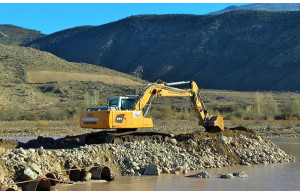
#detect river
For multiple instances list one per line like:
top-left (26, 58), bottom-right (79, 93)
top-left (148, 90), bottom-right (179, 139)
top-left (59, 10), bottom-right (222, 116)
top-left (54, 137), bottom-right (300, 191)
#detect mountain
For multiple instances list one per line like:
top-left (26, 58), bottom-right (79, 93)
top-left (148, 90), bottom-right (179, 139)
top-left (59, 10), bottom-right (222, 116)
top-left (0, 25), bottom-right (45, 46)
top-left (25, 11), bottom-right (300, 91)
top-left (209, 3), bottom-right (300, 15)
top-left (0, 43), bottom-right (144, 116)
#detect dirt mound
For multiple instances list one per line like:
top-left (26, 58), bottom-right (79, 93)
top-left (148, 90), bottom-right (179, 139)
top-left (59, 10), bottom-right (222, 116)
top-left (175, 126), bottom-right (256, 141)
top-left (174, 126), bottom-right (257, 165)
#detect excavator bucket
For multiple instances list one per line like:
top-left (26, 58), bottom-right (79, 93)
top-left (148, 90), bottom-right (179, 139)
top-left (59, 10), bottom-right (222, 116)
top-left (205, 115), bottom-right (225, 133)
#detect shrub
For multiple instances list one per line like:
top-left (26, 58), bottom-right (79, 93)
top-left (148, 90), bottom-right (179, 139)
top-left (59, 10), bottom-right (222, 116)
top-left (151, 105), bottom-right (173, 120)
top-left (18, 112), bottom-right (39, 121)
top-left (284, 99), bottom-right (300, 119)
top-left (40, 107), bottom-right (66, 120)
top-left (37, 120), bottom-right (49, 126)
top-left (0, 108), bottom-right (21, 121)
top-left (223, 115), bottom-right (232, 120)
top-left (233, 92), bottom-right (279, 120)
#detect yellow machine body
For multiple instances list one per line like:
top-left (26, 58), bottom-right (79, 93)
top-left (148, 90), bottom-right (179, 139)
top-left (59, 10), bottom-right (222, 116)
top-left (80, 110), bottom-right (153, 129)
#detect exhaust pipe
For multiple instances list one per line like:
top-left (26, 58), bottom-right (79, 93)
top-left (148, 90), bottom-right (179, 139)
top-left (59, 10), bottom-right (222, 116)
top-left (89, 166), bottom-right (113, 181)
top-left (22, 178), bottom-right (51, 191)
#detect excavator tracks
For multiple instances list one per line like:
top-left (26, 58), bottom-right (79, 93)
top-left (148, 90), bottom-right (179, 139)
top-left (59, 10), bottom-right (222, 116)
top-left (85, 131), bottom-right (173, 145)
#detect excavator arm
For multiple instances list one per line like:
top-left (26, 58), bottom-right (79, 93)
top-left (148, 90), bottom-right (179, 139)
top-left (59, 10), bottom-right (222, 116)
top-left (134, 81), bottom-right (224, 132)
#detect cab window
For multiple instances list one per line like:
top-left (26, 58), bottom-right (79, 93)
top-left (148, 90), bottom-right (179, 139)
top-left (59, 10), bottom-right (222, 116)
top-left (109, 99), bottom-right (119, 107)
top-left (121, 99), bottom-right (135, 110)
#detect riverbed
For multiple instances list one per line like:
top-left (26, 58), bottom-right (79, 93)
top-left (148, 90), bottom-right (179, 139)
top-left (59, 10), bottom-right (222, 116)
top-left (53, 137), bottom-right (300, 191)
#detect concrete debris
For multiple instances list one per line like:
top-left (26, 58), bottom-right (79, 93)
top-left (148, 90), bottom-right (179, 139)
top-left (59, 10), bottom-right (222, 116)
top-left (144, 163), bottom-right (160, 175)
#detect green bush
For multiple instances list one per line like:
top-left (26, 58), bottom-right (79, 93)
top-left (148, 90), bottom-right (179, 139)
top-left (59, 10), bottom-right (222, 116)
top-left (19, 112), bottom-right (39, 121)
top-left (0, 108), bottom-right (21, 121)
top-left (151, 105), bottom-right (173, 120)
top-left (234, 92), bottom-right (279, 120)
top-left (284, 99), bottom-right (300, 118)
top-left (39, 107), bottom-right (66, 120)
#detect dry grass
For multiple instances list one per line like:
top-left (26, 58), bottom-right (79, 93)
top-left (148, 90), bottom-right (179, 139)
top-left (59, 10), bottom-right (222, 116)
top-left (27, 71), bottom-right (142, 86)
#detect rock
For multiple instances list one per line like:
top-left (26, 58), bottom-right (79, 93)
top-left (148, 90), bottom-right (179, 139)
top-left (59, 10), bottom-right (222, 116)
top-left (202, 156), bottom-right (213, 164)
top-left (220, 173), bottom-right (234, 179)
top-left (0, 175), bottom-right (4, 183)
top-left (246, 151), bottom-right (253, 157)
top-left (248, 145), bottom-right (255, 150)
top-left (18, 148), bottom-right (27, 155)
top-left (125, 143), bottom-right (133, 149)
top-left (233, 171), bottom-right (249, 178)
top-left (30, 163), bottom-right (42, 174)
top-left (0, 147), bottom-right (5, 155)
top-left (144, 163), bottom-right (160, 175)
top-left (162, 167), bottom-right (170, 173)
top-left (38, 147), bottom-right (44, 155)
top-left (23, 168), bottom-right (38, 180)
top-left (186, 171), bottom-right (211, 178)
top-left (81, 172), bottom-right (92, 181)
top-left (167, 139), bottom-right (177, 145)
top-left (183, 169), bottom-right (188, 174)
top-left (219, 136), bottom-right (229, 144)
top-left (216, 162), bottom-right (222, 168)
top-left (129, 168), bottom-right (135, 174)
top-left (130, 162), bottom-right (139, 167)
top-left (174, 166), bottom-right (184, 174)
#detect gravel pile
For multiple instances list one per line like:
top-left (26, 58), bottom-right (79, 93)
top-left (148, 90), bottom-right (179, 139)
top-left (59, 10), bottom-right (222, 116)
top-left (0, 134), bottom-right (296, 190)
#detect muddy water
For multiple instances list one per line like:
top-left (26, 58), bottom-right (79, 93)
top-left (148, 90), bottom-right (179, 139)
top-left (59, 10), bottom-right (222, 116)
top-left (54, 137), bottom-right (300, 191)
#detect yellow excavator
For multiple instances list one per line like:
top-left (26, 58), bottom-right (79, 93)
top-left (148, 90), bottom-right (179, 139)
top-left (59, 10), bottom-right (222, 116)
top-left (80, 81), bottom-right (224, 141)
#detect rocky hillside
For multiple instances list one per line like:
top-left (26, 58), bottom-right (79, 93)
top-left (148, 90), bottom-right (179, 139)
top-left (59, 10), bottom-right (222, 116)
top-left (25, 11), bottom-right (300, 91)
top-left (210, 3), bottom-right (300, 15)
top-left (0, 44), bottom-right (143, 116)
top-left (0, 25), bottom-right (44, 45)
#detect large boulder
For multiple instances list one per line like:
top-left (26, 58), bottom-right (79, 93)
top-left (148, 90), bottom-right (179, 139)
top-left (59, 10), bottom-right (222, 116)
top-left (23, 168), bottom-right (38, 180)
top-left (167, 139), bottom-right (177, 145)
top-left (143, 163), bottom-right (160, 175)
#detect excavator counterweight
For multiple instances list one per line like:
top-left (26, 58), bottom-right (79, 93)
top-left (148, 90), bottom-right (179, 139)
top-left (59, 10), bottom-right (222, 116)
top-left (80, 80), bottom-right (224, 134)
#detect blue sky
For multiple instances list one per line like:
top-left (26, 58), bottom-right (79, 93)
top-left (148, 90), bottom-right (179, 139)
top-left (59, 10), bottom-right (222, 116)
top-left (0, 3), bottom-right (248, 34)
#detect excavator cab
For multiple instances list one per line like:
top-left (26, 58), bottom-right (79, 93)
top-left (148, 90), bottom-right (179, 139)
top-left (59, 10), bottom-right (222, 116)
top-left (85, 96), bottom-right (137, 111)
top-left (108, 96), bottom-right (137, 110)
